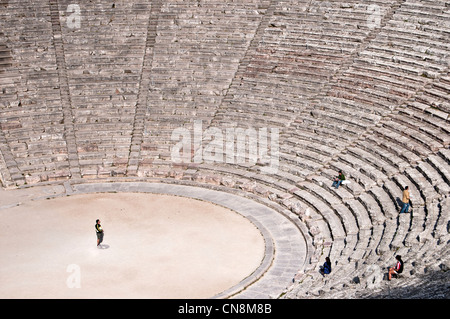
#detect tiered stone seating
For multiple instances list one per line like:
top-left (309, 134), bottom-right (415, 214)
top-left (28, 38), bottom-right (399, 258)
top-left (283, 3), bottom-right (450, 296)
top-left (60, 1), bottom-right (153, 178)
top-left (207, 0), bottom-right (401, 189)
top-left (213, 0), bottom-right (395, 126)
top-left (287, 140), bottom-right (448, 292)
top-left (0, 43), bottom-right (13, 73)
top-left (287, 141), bottom-right (448, 294)
top-left (0, 0), bottom-right (70, 185)
top-left (311, 0), bottom-right (449, 133)
top-left (424, 72), bottom-right (450, 114)
top-left (312, 3), bottom-right (447, 123)
top-left (138, 0), bottom-right (271, 171)
top-left (0, 0), bottom-right (448, 299)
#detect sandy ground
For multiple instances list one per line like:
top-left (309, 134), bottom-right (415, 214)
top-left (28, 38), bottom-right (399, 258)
top-left (0, 192), bottom-right (265, 299)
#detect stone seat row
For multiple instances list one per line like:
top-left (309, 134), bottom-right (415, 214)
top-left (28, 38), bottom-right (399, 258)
top-left (346, 60), bottom-right (430, 98)
top-left (395, 107), bottom-right (449, 146)
top-left (352, 133), bottom-right (448, 198)
top-left (215, 86), bottom-right (319, 114)
top-left (284, 92), bottom-right (447, 172)
top-left (1, 89), bottom-right (446, 191)
top-left (333, 65), bottom-right (434, 110)
top-left (335, 66), bottom-right (425, 100)
top-left (415, 75), bottom-right (450, 115)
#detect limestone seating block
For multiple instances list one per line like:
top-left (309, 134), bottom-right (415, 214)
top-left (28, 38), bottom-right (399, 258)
top-left (369, 130), bottom-right (422, 165)
top-left (356, 53), bottom-right (428, 78)
top-left (430, 78), bottom-right (450, 96)
top-left (313, 108), bottom-right (369, 131)
top-left (350, 58), bottom-right (427, 89)
top-left (417, 203), bottom-right (440, 244)
top-left (301, 181), bottom-right (342, 208)
top-left (345, 199), bottom-right (373, 231)
top-left (427, 154), bottom-right (450, 186)
top-left (368, 185), bottom-right (397, 220)
top-left (417, 161), bottom-right (450, 196)
top-left (357, 192), bottom-right (386, 226)
top-left (350, 237), bottom-right (371, 263)
top-left (384, 117), bottom-right (442, 152)
top-left (293, 147), bottom-right (330, 167)
top-left (375, 219), bottom-right (397, 256)
top-left (357, 138), bottom-right (408, 173)
top-left (347, 147), bottom-right (397, 178)
top-left (339, 152), bottom-right (389, 185)
top-left (333, 204), bottom-right (359, 235)
top-left (306, 217), bottom-right (332, 247)
top-left (293, 187), bottom-right (346, 240)
top-left (339, 70), bottom-right (421, 102)
top-left (288, 125), bottom-right (347, 147)
top-left (396, 107), bottom-right (450, 146)
top-left (378, 125), bottom-right (430, 158)
top-left (364, 46), bottom-right (445, 74)
top-left (404, 167), bottom-right (442, 203)
top-left (403, 206), bottom-right (426, 247)
top-left (272, 168), bottom-right (304, 185)
top-left (415, 94), bottom-right (450, 119)
top-left (321, 167), bottom-right (363, 197)
top-left (300, 137), bottom-right (345, 158)
top-left (433, 197), bottom-right (450, 239)
top-left (438, 148), bottom-right (450, 165)
top-left (279, 152), bottom-right (320, 175)
top-left (390, 213), bottom-right (414, 250)
top-left (382, 179), bottom-right (412, 211)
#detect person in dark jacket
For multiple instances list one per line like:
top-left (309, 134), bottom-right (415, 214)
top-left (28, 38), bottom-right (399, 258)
top-left (95, 219), bottom-right (104, 247)
top-left (320, 257), bottom-right (332, 276)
